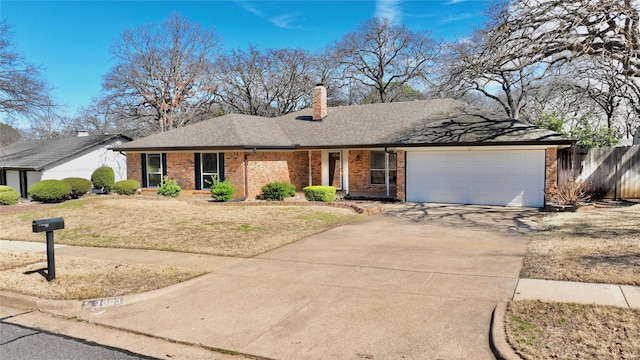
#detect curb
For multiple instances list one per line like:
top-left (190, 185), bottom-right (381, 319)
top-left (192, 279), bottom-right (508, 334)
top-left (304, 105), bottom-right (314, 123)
top-left (490, 302), bottom-right (523, 360)
top-left (0, 291), bottom-right (80, 315)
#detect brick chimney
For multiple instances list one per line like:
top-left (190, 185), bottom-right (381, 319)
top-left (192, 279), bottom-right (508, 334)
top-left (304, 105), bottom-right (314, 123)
top-left (312, 84), bottom-right (327, 121)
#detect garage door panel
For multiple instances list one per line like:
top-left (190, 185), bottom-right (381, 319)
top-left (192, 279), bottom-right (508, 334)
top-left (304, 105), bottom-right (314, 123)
top-left (406, 150), bottom-right (545, 207)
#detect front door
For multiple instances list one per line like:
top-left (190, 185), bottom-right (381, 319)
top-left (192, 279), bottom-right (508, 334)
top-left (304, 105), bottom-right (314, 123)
top-left (328, 151), bottom-right (342, 190)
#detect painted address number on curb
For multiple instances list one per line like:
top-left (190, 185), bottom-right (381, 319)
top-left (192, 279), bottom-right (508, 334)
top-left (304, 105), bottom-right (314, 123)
top-left (81, 297), bottom-right (123, 310)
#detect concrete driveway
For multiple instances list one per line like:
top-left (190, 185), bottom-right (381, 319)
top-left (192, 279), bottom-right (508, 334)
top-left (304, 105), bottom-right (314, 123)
top-left (82, 203), bottom-right (539, 360)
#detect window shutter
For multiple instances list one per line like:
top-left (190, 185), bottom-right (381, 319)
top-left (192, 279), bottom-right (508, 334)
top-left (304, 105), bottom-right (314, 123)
top-left (141, 154), bottom-right (148, 187)
top-left (194, 153), bottom-right (202, 190)
top-left (161, 153), bottom-right (167, 177)
top-left (219, 153), bottom-right (225, 181)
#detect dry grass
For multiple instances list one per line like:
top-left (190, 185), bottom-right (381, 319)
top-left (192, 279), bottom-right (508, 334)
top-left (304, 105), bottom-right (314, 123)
top-left (505, 300), bottom-right (640, 360)
top-left (0, 251), bottom-right (204, 300)
top-left (520, 205), bottom-right (640, 285)
top-left (0, 195), bottom-right (363, 257)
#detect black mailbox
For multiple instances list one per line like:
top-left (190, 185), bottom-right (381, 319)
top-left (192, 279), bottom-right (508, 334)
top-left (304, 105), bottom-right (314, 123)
top-left (32, 217), bottom-right (65, 233)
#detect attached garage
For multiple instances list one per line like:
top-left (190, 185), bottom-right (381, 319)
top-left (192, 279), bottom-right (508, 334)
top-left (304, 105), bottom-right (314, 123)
top-left (406, 149), bottom-right (546, 207)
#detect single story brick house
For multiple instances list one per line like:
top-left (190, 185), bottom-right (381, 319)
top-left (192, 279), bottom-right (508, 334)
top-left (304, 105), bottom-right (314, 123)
top-left (114, 86), bottom-right (575, 207)
top-left (0, 132), bottom-right (130, 198)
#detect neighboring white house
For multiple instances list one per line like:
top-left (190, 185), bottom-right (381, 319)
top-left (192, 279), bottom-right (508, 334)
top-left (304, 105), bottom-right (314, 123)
top-left (0, 132), bottom-right (131, 198)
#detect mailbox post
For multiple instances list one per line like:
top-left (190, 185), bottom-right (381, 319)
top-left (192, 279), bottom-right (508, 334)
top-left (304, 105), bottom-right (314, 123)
top-left (32, 217), bottom-right (64, 281)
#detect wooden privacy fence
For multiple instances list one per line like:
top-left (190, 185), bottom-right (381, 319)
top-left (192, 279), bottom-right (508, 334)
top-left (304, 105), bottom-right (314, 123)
top-left (558, 145), bottom-right (640, 199)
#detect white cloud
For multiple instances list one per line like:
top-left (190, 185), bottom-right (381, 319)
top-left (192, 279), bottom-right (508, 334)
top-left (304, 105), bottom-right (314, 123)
top-left (446, 0), bottom-right (467, 4)
top-left (270, 14), bottom-right (302, 29)
top-left (376, 0), bottom-right (403, 24)
top-left (441, 13), bottom-right (474, 23)
top-left (233, 0), bottom-right (262, 17)
top-left (233, 1), bottom-right (302, 30)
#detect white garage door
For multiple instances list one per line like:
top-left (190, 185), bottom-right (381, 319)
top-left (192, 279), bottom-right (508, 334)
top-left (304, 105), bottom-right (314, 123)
top-left (406, 150), bottom-right (545, 207)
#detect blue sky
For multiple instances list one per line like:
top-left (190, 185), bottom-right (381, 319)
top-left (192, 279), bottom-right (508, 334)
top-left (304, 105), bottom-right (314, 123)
top-left (1, 0), bottom-right (489, 121)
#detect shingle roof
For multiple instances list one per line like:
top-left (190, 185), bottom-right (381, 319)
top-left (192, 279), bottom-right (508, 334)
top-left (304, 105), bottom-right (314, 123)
top-left (113, 114), bottom-right (292, 151)
top-left (115, 99), bottom-right (573, 151)
top-left (0, 134), bottom-right (130, 170)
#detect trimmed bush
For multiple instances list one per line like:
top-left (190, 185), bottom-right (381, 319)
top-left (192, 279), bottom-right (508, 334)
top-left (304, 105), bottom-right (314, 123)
top-left (0, 186), bottom-right (20, 205)
top-left (62, 177), bottom-right (92, 198)
top-left (157, 177), bottom-right (182, 197)
top-left (303, 186), bottom-right (336, 202)
top-left (211, 179), bottom-right (235, 202)
top-left (28, 179), bottom-right (71, 203)
top-left (0, 185), bottom-right (16, 193)
top-left (91, 166), bottom-right (115, 194)
top-left (113, 179), bottom-right (141, 195)
top-left (261, 182), bottom-right (296, 201)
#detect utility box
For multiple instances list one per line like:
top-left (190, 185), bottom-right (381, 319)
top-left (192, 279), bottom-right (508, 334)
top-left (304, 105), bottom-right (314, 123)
top-left (32, 218), bottom-right (65, 233)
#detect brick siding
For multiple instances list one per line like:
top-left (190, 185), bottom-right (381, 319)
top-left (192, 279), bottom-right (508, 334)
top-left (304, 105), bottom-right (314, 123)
top-left (545, 147), bottom-right (558, 204)
top-left (347, 150), bottom-right (397, 197)
top-left (128, 149), bottom-right (405, 200)
top-left (126, 153), bottom-right (142, 185)
top-left (223, 152), bottom-right (246, 198)
top-left (166, 153), bottom-right (195, 190)
top-left (245, 151), bottom-right (310, 199)
top-left (396, 150), bottom-right (406, 201)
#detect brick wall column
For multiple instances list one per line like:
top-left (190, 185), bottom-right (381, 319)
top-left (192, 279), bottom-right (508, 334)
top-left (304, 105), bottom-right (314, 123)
top-left (545, 147), bottom-right (558, 205)
top-left (126, 153), bottom-right (142, 184)
top-left (396, 150), bottom-right (406, 201)
top-left (166, 153), bottom-right (195, 190)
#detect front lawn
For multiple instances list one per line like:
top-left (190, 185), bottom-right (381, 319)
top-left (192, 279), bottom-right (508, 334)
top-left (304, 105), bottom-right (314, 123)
top-left (505, 204), bottom-right (640, 359)
top-left (0, 195), bottom-right (363, 257)
top-left (520, 204), bottom-right (640, 286)
top-left (505, 300), bottom-right (640, 359)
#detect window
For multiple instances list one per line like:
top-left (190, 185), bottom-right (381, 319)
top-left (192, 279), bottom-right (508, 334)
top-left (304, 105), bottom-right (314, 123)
top-left (201, 153), bottom-right (219, 189)
top-left (370, 151), bottom-right (397, 185)
top-left (146, 153), bottom-right (163, 187)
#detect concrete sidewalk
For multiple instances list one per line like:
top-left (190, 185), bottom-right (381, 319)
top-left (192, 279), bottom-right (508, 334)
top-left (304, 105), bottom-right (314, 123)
top-left (514, 278), bottom-right (640, 309)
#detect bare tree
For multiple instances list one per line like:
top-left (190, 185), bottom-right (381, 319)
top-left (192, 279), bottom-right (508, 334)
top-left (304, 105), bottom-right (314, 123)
top-left (0, 21), bottom-right (55, 120)
top-left (69, 95), bottom-right (153, 138)
top-left (562, 59), bottom-right (626, 130)
top-left (22, 102), bottom-right (72, 139)
top-left (438, 35), bottom-right (546, 119)
top-left (214, 46), bottom-right (315, 117)
top-left (0, 122), bottom-right (20, 146)
top-left (488, 0), bottom-right (640, 77)
top-left (103, 12), bottom-right (221, 133)
top-left (332, 17), bottom-right (440, 104)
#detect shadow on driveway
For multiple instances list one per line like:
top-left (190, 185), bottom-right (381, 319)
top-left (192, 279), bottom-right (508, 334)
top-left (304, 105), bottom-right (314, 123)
top-left (384, 202), bottom-right (541, 236)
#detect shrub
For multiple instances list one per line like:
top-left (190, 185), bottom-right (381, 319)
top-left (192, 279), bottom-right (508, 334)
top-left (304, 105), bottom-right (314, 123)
top-left (261, 182), bottom-right (296, 201)
top-left (303, 186), bottom-right (336, 202)
top-left (28, 179), bottom-right (71, 203)
top-left (547, 180), bottom-right (591, 206)
top-left (62, 177), bottom-right (92, 198)
top-left (0, 186), bottom-right (20, 205)
top-left (157, 177), bottom-right (182, 197)
top-left (210, 178), bottom-right (235, 202)
top-left (91, 166), bottom-right (115, 194)
top-left (113, 179), bottom-right (141, 195)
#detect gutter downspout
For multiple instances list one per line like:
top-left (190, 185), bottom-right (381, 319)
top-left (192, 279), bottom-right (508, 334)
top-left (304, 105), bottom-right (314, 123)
top-left (243, 148), bottom-right (257, 199)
